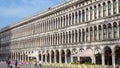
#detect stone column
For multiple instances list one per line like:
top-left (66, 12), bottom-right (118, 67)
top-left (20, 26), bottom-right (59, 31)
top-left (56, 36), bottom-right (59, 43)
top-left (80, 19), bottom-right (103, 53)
top-left (106, 1), bottom-right (108, 16)
top-left (116, 0), bottom-right (119, 14)
top-left (54, 51), bottom-right (57, 63)
top-left (102, 53), bottom-right (105, 65)
top-left (50, 52), bottom-right (52, 63)
top-left (59, 50), bottom-right (62, 63)
top-left (112, 51), bottom-right (115, 66)
top-left (65, 50), bottom-right (67, 64)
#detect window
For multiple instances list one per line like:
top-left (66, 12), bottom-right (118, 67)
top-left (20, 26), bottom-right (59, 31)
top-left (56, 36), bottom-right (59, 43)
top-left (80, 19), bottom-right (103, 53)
top-left (113, 22), bottom-right (118, 39)
top-left (82, 29), bottom-right (85, 42)
top-left (108, 23), bottom-right (112, 39)
top-left (69, 31), bottom-right (71, 43)
top-left (103, 24), bottom-right (107, 40)
top-left (82, 10), bottom-right (85, 22)
top-left (90, 27), bottom-right (93, 41)
top-left (113, 0), bottom-right (117, 14)
top-left (69, 14), bottom-right (71, 26)
top-left (86, 28), bottom-right (89, 42)
top-left (75, 12), bottom-right (78, 24)
top-left (94, 6), bottom-right (97, 19)
top-left (98, 4), bottom-right (102, 18)
top-left (66, 15), bottom-right (68, 26)
top-left (86, 8), bottom-right (89, 21)
top-left (94, 26), bottom-right (97, 41)
top-left (72, 31), bottom-right (74, 43)
top-left (79, 29), bottom-right (81, 42)
top-left (103, 3), bottom-right (106, 17)
top-left (108, 1), bottom-right (111, 15)
top-left (72, 13), bottom-right (74, 25)
top-left (79, 11), bottom-right (81, 23)
top-left (99, 25), bottom-right (102, 40)
top-left (90, 7), bottom-right (92, 20)
top-left (75, 30), bottom-right (77, 43)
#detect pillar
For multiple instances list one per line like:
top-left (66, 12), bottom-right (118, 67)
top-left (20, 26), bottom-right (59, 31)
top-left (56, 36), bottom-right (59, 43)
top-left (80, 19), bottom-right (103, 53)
top-left (102, 53), bottom-right (105, 65)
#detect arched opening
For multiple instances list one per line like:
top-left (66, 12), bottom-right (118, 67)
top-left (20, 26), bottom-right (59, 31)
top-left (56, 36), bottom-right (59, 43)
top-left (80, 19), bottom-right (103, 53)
top-left (103, 24), bottom-right (107, 40)
top-left (95, 48), bottom-right (102, 64)
top-left (61, 50), bottom-right (65, 63)
top-left (99, 25), bottom-right (102, 40)
top-left (66, 49), bottom-right (71, 63)
top-left (90, 27), bottom-right (93, 41)
top-left (113, 22), bottom-right (118, 39)
top-left (104, 47), bottom-right (112, 65)
top-left (51, 50), bottom-right (54, 63)
top-left (94, 26), bottom-right (97, 40)
top-left (39, 54), bottom-right (41, 61)
top-left (86, 28), bottom-right (89, 42)
top-left (43, 55), bottom-right (45, 62)
top-left (108, 23), bottom-right (112, 39)
top-left (56, 50), bottom-right (59, 63)
top-left (47, 53), bottom-right (50, 63)
top-left (115, 46), bottom-right (120, 65)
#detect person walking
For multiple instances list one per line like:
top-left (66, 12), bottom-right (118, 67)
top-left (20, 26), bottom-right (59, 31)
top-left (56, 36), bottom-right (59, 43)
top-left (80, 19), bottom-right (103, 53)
top-left (6, 60), bottom-right (10, 68)
top-left (15, 60), bottom-right (18, 68)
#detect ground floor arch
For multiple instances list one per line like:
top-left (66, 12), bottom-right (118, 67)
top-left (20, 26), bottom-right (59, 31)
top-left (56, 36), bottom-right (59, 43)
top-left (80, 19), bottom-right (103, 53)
top-left (104, 47), bottom-right (112, 65)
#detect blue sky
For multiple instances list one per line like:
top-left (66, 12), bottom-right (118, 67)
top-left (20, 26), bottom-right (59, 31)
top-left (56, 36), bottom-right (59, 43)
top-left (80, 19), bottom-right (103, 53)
top-left (0, 0), bottom-right (64, 28)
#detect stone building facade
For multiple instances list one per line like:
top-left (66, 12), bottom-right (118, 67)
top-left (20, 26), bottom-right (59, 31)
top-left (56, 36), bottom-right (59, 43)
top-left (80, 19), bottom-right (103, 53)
top-left (0, 0), bottom-right (120, 66)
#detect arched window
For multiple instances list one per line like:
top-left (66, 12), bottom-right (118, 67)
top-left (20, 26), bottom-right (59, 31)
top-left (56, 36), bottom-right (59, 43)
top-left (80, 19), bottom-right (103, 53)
top-left (86, 28), bottom-right (89, 42)
top-left (69, 31), bottom-right (71, 43)
top-left (108, 1), bottom-right (111, 15)
top-left (113, 0), bottom-right (117, 14)
top-left (86, 8), bottom-right (89, 21)
top-left (75, 12), bottom-right (78, 24)
top-left (75, 30), bottom-right (77, 43)
top-left (63, 32), bottom-right (65, 44)
top-left (69, 14), bottom-right (71, 26)
top-left (79, 29), bottom-right (81, 42)
top-left (72, 13), bottom-right (74, 25)
top-left (99, 25), bottom-right (102, 40)
top-left (66, 32), bottom-right (68, 44)
top-left (90, 7), bottom-right (92, 20)
top-left (113, 22), bottom-right (118, 39)
top-left (108, 23), bottom-right (112, 39)
top-left (82, 10), bottom-right (85, 22)
top-left (103, 24), bottom-right (107, 40)
top-left (82, 29), bottom-right (85, 42)
top-left (66, 15), bottom-right (68, 26)
top-left (63, 16), bottom-right (66, 27)
top-left (61, 16), bottom-right (63, 27)
top-left (79, 11), bottom-right (81, 23)
top-left (72, 31), bottom-right (74, 43)
top-left (94, 26), bottom-right (97, 41)
top-left (98, 4), bottom-right (102, 18)
top-left (90, 27), bottom-right (93, 41)
top-left (103, 3), bottom-right (106, 17)
top-left (94, 6), bottom-right (97, 19)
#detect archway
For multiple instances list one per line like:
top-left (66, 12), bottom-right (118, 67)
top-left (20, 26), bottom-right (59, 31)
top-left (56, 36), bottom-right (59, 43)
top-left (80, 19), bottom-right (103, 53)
top-left (115, 46), bottom-right (120, 65)
top-left (66, 49), bottom-right (71, 63)
top-left (61, 50), bottom-right (65, 63)
top-left (95, 48), bottom-right (102, 64)
top-left (39, 54), bottom-right (41, 61)
top-left (43, 55), bottom-right (45, 62)
top-left (104, 47), bottom-right (112, 65)
top-left (47, 53), bottom-right (50, 63)
top-left (56, 50), bottom-right (59, 63)
top-left (51, 50), bottom-right (54, 63)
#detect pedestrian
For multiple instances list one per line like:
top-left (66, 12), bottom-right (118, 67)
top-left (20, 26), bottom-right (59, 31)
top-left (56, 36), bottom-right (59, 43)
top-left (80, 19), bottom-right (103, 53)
top-left (6, 60), bottom-right (10, 68)
top-left (15, 60), bottom-right (18, 68)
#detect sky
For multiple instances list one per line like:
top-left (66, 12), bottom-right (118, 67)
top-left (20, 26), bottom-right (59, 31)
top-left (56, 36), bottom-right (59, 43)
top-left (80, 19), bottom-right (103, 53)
top-left (0, 0), bottom-right (64, 29)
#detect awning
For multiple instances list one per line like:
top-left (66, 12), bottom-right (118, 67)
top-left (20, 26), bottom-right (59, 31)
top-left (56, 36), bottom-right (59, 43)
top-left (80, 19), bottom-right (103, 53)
top-left (72, 49), bottom-right (93, 57)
